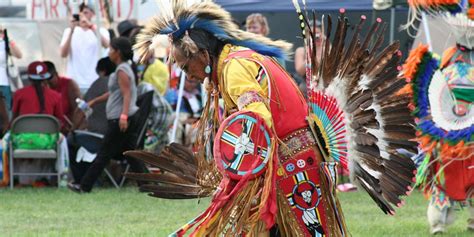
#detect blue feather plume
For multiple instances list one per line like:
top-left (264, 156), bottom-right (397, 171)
top-left (161, 16), bottom-right (288, 60)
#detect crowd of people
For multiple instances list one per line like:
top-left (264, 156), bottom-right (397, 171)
top-left (0, 4), bottom-right (360, 192)
top-left (0, 3), bottom-right (303, 190)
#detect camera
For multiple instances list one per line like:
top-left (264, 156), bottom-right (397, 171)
top-left (73, 14), bottom-right (80, 22)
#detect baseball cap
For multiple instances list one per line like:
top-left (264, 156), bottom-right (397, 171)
top-left (27, 61), bottom-right (51, 80)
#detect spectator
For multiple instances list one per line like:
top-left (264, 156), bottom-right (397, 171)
top-left (141, 35), bottom-right (170, 95)
top-left (0, 91), bottom-right (7, 137)
top-left (68, 37), bottom-right (146, 193)
top-left (68, 57), bottom-right (116, 185)
top-left (117, 19), bottom-right (140, 39)
top-left (181, 77), bottom-right (202, 118)
top-left (294, 20), bottom-right (323, 79)
top-left (83, 57), bottom-right (116, 134)
top-left (137, 82), bottom-right (173, 154)
top-left (12, 61), bottom-right (63, 122)
top-left (245, 13), bottom-right (286, 68)
top-left (9, 62), bottom-right (66, 187)
top-left (121, 26), bottom-right (172, 153)
top-left (43, 61), bottom-right (80, 126)
top-left (245, 13), bottom-right (270, 36)
top-left (179, 77), bottom-right (202, 146)
top-left (294, 20), bottom-right (323, 95)
top-left (60, 3), bottom-right (110, 92)
top-left (0, 25), bottom-right (22, 113)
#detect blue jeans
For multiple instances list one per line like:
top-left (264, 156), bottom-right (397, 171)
top-left (0, 86), bottom-right (12, 112)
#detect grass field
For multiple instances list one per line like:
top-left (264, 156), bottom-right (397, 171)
top-left (0, 187), bottom-right (471, 236)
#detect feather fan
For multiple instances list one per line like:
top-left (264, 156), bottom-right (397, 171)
top-left (294, 0), bottom-right (417, 215)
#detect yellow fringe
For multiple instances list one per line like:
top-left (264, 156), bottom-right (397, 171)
top-left (276, 189), bottom-right (305, 237)
top-left (318, 164), bottom-right (348, 237)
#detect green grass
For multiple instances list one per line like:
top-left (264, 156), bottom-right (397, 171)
top-left (0, 187), bottom-right (471, 236)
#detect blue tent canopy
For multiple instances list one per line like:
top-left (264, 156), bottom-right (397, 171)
top-left (215, 0), bottom-right (374, 12)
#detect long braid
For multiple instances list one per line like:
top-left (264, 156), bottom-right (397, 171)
top-left (32, 81), bottom-right (45, 113)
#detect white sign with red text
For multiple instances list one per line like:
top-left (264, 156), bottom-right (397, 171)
top-left (27, 0), bottom-right (160, 21)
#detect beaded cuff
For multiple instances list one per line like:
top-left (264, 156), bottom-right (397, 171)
top-left (236, 91), bottom-right (265, 110)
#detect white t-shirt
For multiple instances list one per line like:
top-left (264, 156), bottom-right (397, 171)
top-left (60, 27), bottom-right (110, 89)
top-left (0, 40), bottom-right (8, 86)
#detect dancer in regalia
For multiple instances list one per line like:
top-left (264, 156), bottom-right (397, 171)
top-left (402, 0), bottom-right (474, 234)
top-left (126, 1), bottom-right (418, 236)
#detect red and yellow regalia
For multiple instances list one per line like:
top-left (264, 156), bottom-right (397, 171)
top-left (126, 1), bottom-right (418, 236)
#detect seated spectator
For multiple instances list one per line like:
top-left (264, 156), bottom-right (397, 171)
top-left (137, 81), bottom-right (173, 154)
top-left (83, 57), bottom-right (116, 134)
top-left (170, 77), bottom-right (202, 147)
top-left (68, 37), bottom-right (147, 193)
top-left (181, 77), bottom-right (203, 120)
top-left (9, 61), bottom-right (66, 186)
top-left (44, 61), bottom-right (80, 127)
top-left (12, 61), bottom-right (63, 122)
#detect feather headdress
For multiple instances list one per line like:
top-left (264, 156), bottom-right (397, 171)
top-left (135, 0), bottom-right (292, 62)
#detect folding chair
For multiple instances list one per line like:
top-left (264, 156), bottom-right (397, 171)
top-left (73, 91), bottom-right (154, 188)
top-left (9, 115), bottom-right (61, 188)
top-left (72, 130), bottom-right (120, 188)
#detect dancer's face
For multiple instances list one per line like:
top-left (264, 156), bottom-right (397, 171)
top-left (173, 46), bottom-right (209, 83)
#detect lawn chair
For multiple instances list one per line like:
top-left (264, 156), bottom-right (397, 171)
top-left (9, 115), bottom-right (61, 188)
top-left (73, 130), bottom-right (125, 188)
top-left (73, 91), bottom-right (154, 188)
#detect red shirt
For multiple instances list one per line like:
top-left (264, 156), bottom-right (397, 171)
top-left (13, 85), bottom-right (64, 122)
top-left (51, 77), bottom-right (73, 118)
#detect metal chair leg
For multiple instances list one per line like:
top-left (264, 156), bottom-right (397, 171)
top-left (119, 164), bottom-right (130, 187)
top-left (104, 168), bottom-right (119, 189)
top-left (9, 144), bottom-right (13, 189)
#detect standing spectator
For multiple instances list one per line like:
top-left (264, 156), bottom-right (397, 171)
top-left (294, 20), bottom-right (323, 79)
top-left (294, 20), bottom-right (324, 95)
top-left (68, 37), bottom-right (146, 193)
top-left (43, 61), bottom-right (80, 125)
top-left (12, 61), bottom-right (63, 122)
top-left (141, 35), bottom-right (170, 96)
top-left (245, 13), bottom-right (286, 67)
top-left (60, 3), bottom-right (110, 92)
top-left (117, 20), bottom-right (140, 39)
top-left (245, 13), bottom-right (270, 36)
top-left (0, 91), bottom-right (8, 137)
top-left (68, 57), bottom-right (116, 185)
top-left (0, 25), bottom-right (22, 113)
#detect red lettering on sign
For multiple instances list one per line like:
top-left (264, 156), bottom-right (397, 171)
top-left (126, 0), bottom-right (134, 19)
top-left (43, 0), bottom-right (49, 18)
top-left (116, 0), bottom-right (121, 18)
top-left (62, 0), bottom-right (71, 14)
top-left (50, 0), bottom-right (59, 18)
top-left (32, 0), bottom-right (42, 19)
